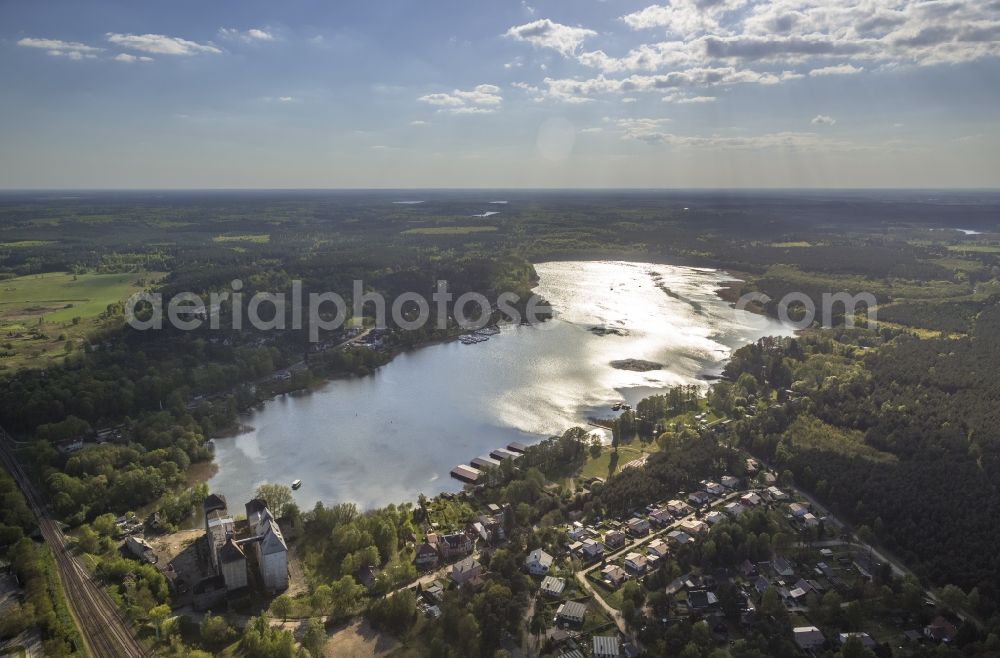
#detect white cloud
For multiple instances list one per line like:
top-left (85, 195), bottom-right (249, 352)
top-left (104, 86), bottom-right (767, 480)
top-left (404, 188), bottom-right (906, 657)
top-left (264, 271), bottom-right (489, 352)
top-left (530, 67), bottom-right (782, 102)
top-left (616, 119), bottom-right (861, 150)
top-left (17, 37), bottom-right (101, 59)
top-left (410, 120), bottom-right (428, 126)
top-left (811, 114), bottom-right (837, 125)
top-left (809, 63), bottom-right (864, 76)
top-left (622, 0), bottom-right (748, 38)
top-left (113, 53), bottom-right (153, 63)
top-left (219, 27), bottom-right (275, 43)
top-left (418, 84), bottom-right (502, 114)
top-left (504, 19), bottom-right (597, 56)
top-left (106, 33), bottom-right (221, 56)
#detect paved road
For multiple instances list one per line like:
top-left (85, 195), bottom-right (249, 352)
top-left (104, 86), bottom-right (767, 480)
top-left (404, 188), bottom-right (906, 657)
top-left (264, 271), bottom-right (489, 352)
top-left (0, 429), bottom-right (151, 658)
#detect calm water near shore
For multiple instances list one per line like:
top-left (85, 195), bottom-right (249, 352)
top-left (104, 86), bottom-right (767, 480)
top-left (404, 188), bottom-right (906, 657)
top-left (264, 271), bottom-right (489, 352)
top-left (207, 261), bottom-right (793, 510)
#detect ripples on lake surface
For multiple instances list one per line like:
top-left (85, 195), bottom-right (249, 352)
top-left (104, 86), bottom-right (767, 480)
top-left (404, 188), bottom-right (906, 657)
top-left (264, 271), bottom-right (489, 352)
top-left (208, 261), bottom-right (793, 509)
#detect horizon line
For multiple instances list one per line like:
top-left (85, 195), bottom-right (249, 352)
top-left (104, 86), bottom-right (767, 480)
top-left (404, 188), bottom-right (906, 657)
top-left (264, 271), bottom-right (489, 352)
top-left (1, 186), bottom-right (1000, 193)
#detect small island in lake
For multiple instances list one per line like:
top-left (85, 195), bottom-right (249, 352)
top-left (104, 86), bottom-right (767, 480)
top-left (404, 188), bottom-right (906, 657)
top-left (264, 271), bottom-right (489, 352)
top-left (590, 325), bottom-right (630, 336)
top-left (609, 358), bottom-right (664, 372)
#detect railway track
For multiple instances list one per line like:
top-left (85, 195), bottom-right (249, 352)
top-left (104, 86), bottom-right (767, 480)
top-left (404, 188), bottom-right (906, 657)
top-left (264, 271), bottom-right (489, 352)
top-left (0, 429), bottom-right (151, 658)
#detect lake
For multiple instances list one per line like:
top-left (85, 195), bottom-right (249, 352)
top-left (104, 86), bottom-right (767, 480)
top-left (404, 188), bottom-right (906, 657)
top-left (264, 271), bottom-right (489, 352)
top-left (207, 260), bottom-right (793, 510)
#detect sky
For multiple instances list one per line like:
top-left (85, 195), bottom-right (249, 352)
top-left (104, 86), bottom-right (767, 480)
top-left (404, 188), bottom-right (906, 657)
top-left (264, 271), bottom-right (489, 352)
top-left (1, 0), bottom-right (999, 189)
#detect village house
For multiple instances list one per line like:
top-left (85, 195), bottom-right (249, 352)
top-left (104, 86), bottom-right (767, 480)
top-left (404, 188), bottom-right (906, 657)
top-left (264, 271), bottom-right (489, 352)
top-left (525, 548), bottom-right (554, 576)
top-left (666, 499), bottom-right (693, 516)
top-left (705, 510), bottom-right (726, 525)
top-left (475, 511), bottom-right (507, 544)
top-left (438, 531), bottom-right (474, 559)
top-left (679, 519), bottom-right (709, 535)
top-left (604, 530), bottom-right (626, 550)
top-left (741, 492), bottom-right (763, 507)
top-left (924, 616), bottom-right (958, 644)
top-left (623, 552), bottom-right (648, 574)
top-left (648, 508), bottom-right (672, 526)
top-left (789, 502), bottom-right (810, 518)
top-left (687, 589), bottom-right (718, 611)
top-left (556, 600), bottom-right (587, 626)
top-left (626, 517), bottom-right (650, 537)
top-left (566, 523), bottom-right (588, 541)
top-left (723, 501), bottom-right (747, 517)
top-left (124, 536), bottom-right (156, 563)
top-left (414, 542), bottom-right (439, 570)
top-left (451, 556), bottom-right (482, 585)
top-left (601, 564), bottom-right (628, 588)
top-left (647, 538), bottom-right (669, 559)
top-left (592, 635), bottom-right (620, 658)
top-left (540, 575), bottom-right (566, 597)
top-left (721, 475), bottom-right (740, 489)
top-left (688, 490), bottom-right (711, 507)
top-left (802, 512), bottom-right (820, 527)
top-left (766, 486), bottom-right (788, 501)
top-left (838, 632), bottom-right (877, 650)
top-left (793, 626), bottom-right (826, 652)
top-left (580, 538), bottom-right (604, 561)
top-left (700, 480), bottom-right (725, 496)
top-left (667, 530), bottom-right (693, 545)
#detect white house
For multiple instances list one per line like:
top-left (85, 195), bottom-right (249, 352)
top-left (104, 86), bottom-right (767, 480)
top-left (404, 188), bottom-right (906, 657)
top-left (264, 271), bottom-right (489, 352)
top-left (647, 538), bottom-right (669, 559)
top-left (701, 480), bottom-right (725, 496)
top-left (624, 552), bottom-right (648, 574)
top-left (705, 511), bottom-right (726, 525)
top-left (525, 548), bottom-right (554, 576)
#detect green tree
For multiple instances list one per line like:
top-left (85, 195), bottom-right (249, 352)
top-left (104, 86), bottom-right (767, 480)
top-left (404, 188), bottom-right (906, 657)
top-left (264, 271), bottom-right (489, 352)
top-left (271, 594), bottom-right (294, 622)
top-left (301, 618), bottom-right (326, 657)
top-left (199, 613), bottom-right (233, 647)
top-left (149, 604), bottom-right (171, 640)
top-left (255, 483), bottom-right (294, 517)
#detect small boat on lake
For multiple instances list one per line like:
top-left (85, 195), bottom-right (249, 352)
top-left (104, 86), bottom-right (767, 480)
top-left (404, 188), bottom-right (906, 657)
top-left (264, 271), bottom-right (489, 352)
top-left (291, 479), bottom-right (302, 490)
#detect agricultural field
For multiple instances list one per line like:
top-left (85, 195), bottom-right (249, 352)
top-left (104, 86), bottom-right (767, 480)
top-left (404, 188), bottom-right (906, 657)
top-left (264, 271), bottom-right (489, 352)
top-left (0, 271), bottom-right (161, 371)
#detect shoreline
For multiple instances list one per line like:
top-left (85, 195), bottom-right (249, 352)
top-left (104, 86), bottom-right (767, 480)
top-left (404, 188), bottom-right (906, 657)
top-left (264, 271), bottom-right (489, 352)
top-left (191, 260), bottom-right (785, 507)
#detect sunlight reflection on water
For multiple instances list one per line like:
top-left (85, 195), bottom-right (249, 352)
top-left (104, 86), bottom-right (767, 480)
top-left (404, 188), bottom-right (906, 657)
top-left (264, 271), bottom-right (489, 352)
top-left (208, 261), bottom-right (792, 509)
